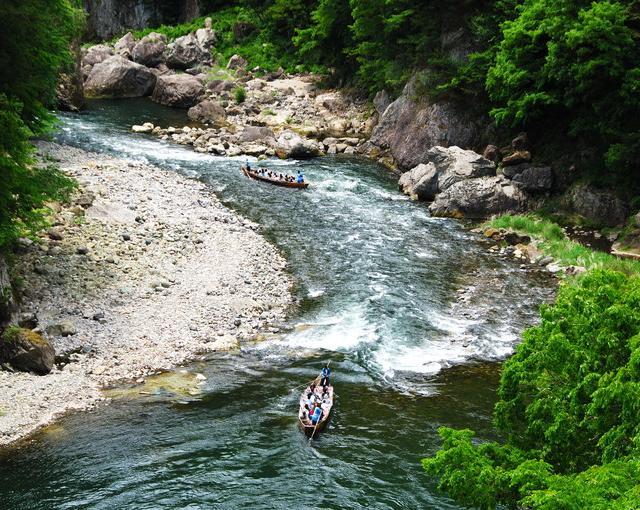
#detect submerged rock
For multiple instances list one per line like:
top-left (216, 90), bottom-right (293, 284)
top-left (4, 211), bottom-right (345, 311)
top-left (0, 328), bottom-right (55, 375)
top-left (84, 55), bottom-right (156, 98)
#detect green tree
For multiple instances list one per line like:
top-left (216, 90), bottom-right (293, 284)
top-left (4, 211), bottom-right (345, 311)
top-left (0, 0), bottom-right (80, 250)
top-left (423, 270), bottom-right (640, 508)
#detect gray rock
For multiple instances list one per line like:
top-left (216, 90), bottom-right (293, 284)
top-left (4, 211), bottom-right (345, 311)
top-left (132, 32), bottom-right (166, 67)
top-left (239, 126), bottom-right (275, 143)
top-left (373, 90), bottom-right (392, 116)
top-left (0, 256), bottom-right (14, 325)
top-left (114, 31), bottom-right (135, 58)
top-left (85, 55), bottom-right (156, 98)
top-left (0, 328), bottom-right (55, 375)
top-left (166, 33), bottom-right (209, 70)
top-left (275, 130), bottom-right (321, 159)
top-left (398, 163), bottom-right (438, 200)
top-left (187, 100), bottom-right (227, 125)
top-left (429, 176), bottom-right (528, 219)
top-left (227, 54), bottom-right (248, 70)
top-left (18, 312), bottom-right (38, 329)
top-left (512, 132), bottom-right (529, 151)
top-left (195, 27), bottom-right (216, 50)
top-left (47, 227), bottom-right (63, 240)
top-left (82, 44), bottom-right (113, 67)
top-left (46, 320), bottom-right (77, 337)
top-left (511, 166), bottom-right (553, 192)
top-left (428, 146), bottom-right (496, 191)
top-left (566, 184), bottom-right (628, 227)
top-left (151, 73), bottom-right (204, 108)
top-left (482, 145), bottom-right (500, 162)
top-left (370, 76), bottom-right (486, 171)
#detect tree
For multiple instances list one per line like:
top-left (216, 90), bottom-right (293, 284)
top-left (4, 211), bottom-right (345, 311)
top-left (423, 270), bottom-right (640, 508)
top-left (0, 0), bottom-right (80, 250)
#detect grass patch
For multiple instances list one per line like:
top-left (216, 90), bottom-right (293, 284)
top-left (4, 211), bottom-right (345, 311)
top-left (485, 214), bottom-right (640, 275)
top-left (234, 86), bottom-right (246, 104)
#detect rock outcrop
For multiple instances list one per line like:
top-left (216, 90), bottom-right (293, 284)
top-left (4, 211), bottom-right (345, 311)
top-left (0, 256), bottom-right (14, 326)
top-left (370, 77), bottom-right (486, 170)
top-left (114, 31), bottom-right (135, 58)
top-left (187, 100), bottom-right (227, 125)
top-left (507, 165), bottom-right (553, 193)
top-left (429, 176), bottom-right (527, 219)
top-left (83, 0), bottom-right (200, 40)
top-left (275, 130), bottom-right (321, 159)
top-left (0, 328), bottom-right (55, 375)
top-left (84, 55), bottom-right (156, 98)
top-left (151, 73), bottom-right (204, 107)
top-left (566, 184), bottom-right (629, 227)
top-left (166, 33), bottom-right (210, 70)
top-left (399, 146), bottom-right (495, 200)
top-left (132, 32), bottom-right (166, 67)
top-left (81, 44), bottom-right (113, 67)
top-left (57, 38), bottom-right (85, 112)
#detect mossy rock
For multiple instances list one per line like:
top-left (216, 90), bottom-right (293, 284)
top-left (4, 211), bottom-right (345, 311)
top-left (1, 326), bottom-right (55, 375)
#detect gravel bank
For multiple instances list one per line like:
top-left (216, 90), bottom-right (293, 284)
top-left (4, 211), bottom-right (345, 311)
top-left (0, 142), bottom-right (292, 446)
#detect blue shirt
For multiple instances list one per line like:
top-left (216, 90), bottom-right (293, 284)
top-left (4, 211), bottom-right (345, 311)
top-left (297, 173), bottom-right (304, 183)
top-left (311, 407), bottom-right (322, 424)
top-left (322, 367), bottom-right (331, 378)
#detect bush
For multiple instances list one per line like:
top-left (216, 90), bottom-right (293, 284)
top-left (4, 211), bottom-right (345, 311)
top-left (234, 86), bottom-right (246, 104)
top-left (424, 269), bottom-right (640, 508)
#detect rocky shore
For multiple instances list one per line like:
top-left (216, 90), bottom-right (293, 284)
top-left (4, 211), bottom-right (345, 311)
top-left (0, 142), bottom-right (292, 446)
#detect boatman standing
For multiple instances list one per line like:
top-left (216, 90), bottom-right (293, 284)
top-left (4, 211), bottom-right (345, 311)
top-left (297, 170), bottom-right (304, 183)
top-left (320, 363), bottom-right (331, 386)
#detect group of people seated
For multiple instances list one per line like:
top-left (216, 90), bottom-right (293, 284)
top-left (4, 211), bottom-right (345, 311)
top-left (246, 161), bottom-right (305, 183)
top-left (299, 363), bottom-right (332, 427)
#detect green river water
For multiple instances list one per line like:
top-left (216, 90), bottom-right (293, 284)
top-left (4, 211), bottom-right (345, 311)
top-left (0, 99), bottom-right (555, 509)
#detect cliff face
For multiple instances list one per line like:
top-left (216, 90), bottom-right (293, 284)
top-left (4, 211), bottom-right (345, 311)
top-left (83, 0), bottom-right (200, 40)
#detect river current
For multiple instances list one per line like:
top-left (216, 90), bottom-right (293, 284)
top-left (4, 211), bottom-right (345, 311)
top-left (0, 99), bottom-right (554, 509)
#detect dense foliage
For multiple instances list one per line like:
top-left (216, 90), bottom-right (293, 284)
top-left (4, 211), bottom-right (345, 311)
top-left (0, 0), bottom-right (79, 251)
top-left (423, 270), bottom-right (640, 508)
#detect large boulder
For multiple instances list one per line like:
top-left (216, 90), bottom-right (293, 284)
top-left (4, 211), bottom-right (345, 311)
top-left (566, 184), bottom-right (629, 227)
top-left (398, 163), bottom-right (438, 200)
top-left (0, 328), bottom-right (55, 375)
top-left (510, 166), bottom-right (553, 193)
top-left (398, 146), bottom-right (495, 201)
top-left (275, 130), bottom-right (321, 159)
top-left (239, 126), bottom-right (275, 143)
top-left (132, 32), bottom-right (167, 67)
top-left (81, 44), bottom-right (113, 67)
top-left (429, 176), bottom-right (528, 219)
top-left (187, 100), bottom-right (226, 125)
top-left (151, 73), bottom-right (204, 108)
top-left (84, 55), bottom-right (156, 98)
top-left (114, 31), bottom-right (136, 58)
top-left (370, 76), bottom-right (486, 171)
top-left (195, 27), bottom-right (216, 50)
top-left (166, 33), bottom-right (210, 70)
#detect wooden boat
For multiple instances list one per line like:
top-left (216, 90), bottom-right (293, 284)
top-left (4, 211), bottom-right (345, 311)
top-left (299, 384), bottom-right (334, 438)
top-left (242, 166), bottom-right (309, 189)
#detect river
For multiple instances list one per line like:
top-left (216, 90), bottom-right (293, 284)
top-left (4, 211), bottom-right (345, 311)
top-left (0, 99), bottom-right (555, 509)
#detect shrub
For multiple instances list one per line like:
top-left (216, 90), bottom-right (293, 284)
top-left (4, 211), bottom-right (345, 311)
top-left (234, 86), bottom-right (246, 104)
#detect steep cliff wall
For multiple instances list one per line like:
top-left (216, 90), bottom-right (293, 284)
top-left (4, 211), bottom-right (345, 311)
top-left (83, 0), bottom-right (200, 41)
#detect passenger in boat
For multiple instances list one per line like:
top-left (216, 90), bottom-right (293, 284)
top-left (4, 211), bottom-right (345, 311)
top-left (311, 405), bottom-right (323, 425)
top-left (300, 404), bottom-right (311, 423)
top-left (320, 363), bottom-right (331, 386)
top-left (297, 170), bottom-right (304, 184)
top-left (245, 159), bottom-right (251, 171)
top-left (322, 386), bottom-right (330, 400)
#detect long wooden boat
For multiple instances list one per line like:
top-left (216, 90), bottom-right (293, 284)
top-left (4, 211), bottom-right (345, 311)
top-left (299, 384), bottom-right (334, 438)
top-left (242, 166), bottom-right (309, 189)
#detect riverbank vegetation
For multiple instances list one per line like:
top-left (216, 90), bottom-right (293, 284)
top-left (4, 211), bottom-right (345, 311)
top-left (125, 0), bottom-right (640, 191)
top-left (423, 269), bottom-right (640, 508)
top-left (0, 0), bottom-right (80, 251)
top-left (486, 214), bottom-right (640, 275)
